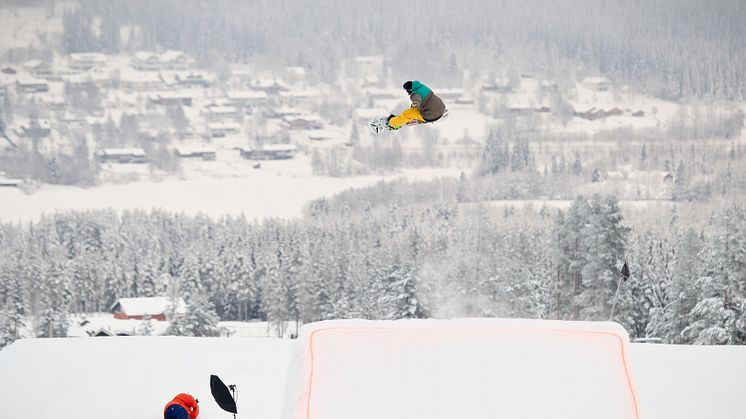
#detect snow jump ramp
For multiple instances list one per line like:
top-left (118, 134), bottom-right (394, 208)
top-left (282, 318), bottom-right (640, 419)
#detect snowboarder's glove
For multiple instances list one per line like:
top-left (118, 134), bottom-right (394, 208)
top-left (386, 114), bottom-right (399, 130)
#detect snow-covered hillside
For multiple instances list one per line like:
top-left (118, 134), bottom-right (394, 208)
top-left (0, 319), bottom-right (745, 419)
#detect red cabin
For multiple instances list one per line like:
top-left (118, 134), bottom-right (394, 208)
top-left (110, 297), bottom-right (186, 321)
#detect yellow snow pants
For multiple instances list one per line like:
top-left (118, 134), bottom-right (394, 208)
top-left (389, 107), bottom-right (425, 129)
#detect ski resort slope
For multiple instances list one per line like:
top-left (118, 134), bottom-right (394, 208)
top-left (0, 337), bottom-right (292, 419)
top-left (0, 318), bottom-right (745, 419)
top-left (283, 319), bottom-right (639, 419)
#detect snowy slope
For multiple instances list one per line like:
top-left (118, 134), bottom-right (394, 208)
top-left (0, 319), bottom-right (745, 419)
top-left (0, 337), bottom-right (291, 419)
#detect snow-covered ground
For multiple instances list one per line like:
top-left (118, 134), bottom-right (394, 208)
top-left (1, 318), bottom-right (745, 419)
top-left (65, 312), bottom-right (297, 339)
top-left (0, 165), bottom-right (462, 223)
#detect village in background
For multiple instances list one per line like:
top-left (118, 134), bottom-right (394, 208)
top-left (3, 4), bottom-right (742, 197)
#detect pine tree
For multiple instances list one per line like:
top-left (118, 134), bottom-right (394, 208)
top-left (0, 260), bottom-right (28, 348)
top-left (183, 293), bottom-right (222, 337)
top-left (479, 128), bottom-right (508, 175)
top-left (683, 206), bottom-right (746, 344)
top-left (556, 195), bottom-right (628, 321)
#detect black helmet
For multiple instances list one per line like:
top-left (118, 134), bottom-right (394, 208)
top-left (403, 81), bottom-right (413, 94)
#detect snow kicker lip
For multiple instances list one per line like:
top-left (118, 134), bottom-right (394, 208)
top-left (285, 319), bottom-right (640, 419)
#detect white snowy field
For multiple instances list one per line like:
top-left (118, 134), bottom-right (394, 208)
top-left (64, 312), bottom-right (297, 339)
top-left (0, 166), bottom-right (462, 223)
top-left (1, 319), bottom-right (745, 419)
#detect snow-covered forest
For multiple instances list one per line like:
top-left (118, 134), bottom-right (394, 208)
top-left (1, 192), bottom-right (745, 347)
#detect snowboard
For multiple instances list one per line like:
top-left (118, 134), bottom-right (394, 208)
top-left (369, 109), bottom-right (449, 134)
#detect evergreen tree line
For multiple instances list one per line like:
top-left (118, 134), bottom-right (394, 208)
top-left (67, 0), bottom-right (746, 100)
top-left (1, 194), bottom-right (745, 348)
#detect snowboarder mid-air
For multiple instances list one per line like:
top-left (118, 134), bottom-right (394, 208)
top-left (164, 393), bottom-right (200, 419)
top-left (386, 80), bottom-right (447, 130)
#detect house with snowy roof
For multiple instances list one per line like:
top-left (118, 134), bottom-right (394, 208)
top-left (16, 78), bottom-right (49, 93)
top-left (284, 66), bottom-right (307, 82)
top-left (0, 177), bottom-right (22, 188)
top-left (306, 129), bottom-right (344, 143)
top-left (96, 148), bottom-right (148, 164)
top-left (226, 90), bottom-right (268, 108)
top-left (283, 114), bottom-right (323, 130)
top-left (148, 91), bottom-right (194, 107)
top-left (18, 119), bottom-right (51, 137)
top-left (208, 121), bottom-right (242, 137)
top-left (37, 94), bottom-right (66, 111)
top-left (240, 144), bottom-right (297, 160)
top-left (131, 52), bottom-right (160, 70)
top-left (130, 50), bottom-right (192, 71)
top-left (203, 105), bottom-right (241, 121)
top-left (278, 89), bottom-right (319, 105)
top-left (110, 296), bottom-right (186, 321)
top-left (159, 50), bottom-right (192, 70)
top-left (173, 71), bottom-right (215, 87)
top-left (572, 105), bottom-right (624, 120)
top-left (582, 76), bottom-right (613, 92)
top-left (68, 53), bottom-right (107, 70)
top-left (572, 105), bottom-right (606, 120)
top-left (175, 145), bottom-right (217, 161)
top-left (119, 69), bottom-right (162, 91)
top-left (249, 78), bottom-right (289, 94)
top-left (22, 60), bottom-right (52, 78)
top-left (268, 107), bottom-right (304, 119)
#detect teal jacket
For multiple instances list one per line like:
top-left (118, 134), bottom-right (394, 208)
top-left (408, 81), bottom-right (446, 122)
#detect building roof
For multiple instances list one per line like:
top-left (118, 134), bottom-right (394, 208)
top-left (133, 51), bottom-right (158, 61)
top-left (262, 144), bottom-right (298, 152)
top-left (227, 90), bottom-right (268, 100)
top-left (110, 296), bottom-right (186, 316)
top-left (272, 107), bottom-right (304, 116)
top-left (69, 53), bottom-right (107, 62)
top-left (307, 130), bottom-right (343, 141)
top-left (17, 77), bottom-right (48, 86)
top-left (278, 89), bottom-right (319, 99)
top-left (175, 146), bottom-right (216, 156)
top-left (283, 114), bottom-right (322, 123)
top-left (97, 147), bottom-right (147, 157)
top-left (250, 78), bottom-right (287, 89)
top-left (119, 69), bottom-right (162, 84)
top-left (582, 76), bottom-right (612, 85)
